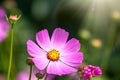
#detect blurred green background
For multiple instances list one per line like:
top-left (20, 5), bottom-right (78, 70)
top-left (0, 0), bottom-right (120, 80)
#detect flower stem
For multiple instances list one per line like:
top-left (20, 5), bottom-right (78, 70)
top-left (29, 65), bottom-right (33, 80)
top-left (101, 23), bottom-right (117, 73)
top-left (44, 73), bottom-right (48, 80)
top-left (7, 24), bottom-right (14, 80)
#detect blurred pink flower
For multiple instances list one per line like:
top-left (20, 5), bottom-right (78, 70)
top-left (27, 28), bottom-right (83, 75)
top-left (70, 72), bottom-right (81, 80)
top-left (17, 67), bottom-right (54, 80)
top-left (82, 65), bottom-right (102, 80)
top-left (0, 7), bottom-right (6, 19)
top-left (0, 7), bottom-right (9, 42)
top-left (0, 21), bottom-right (9, 42)
top-left (0, 75), bottom-right (6, 80)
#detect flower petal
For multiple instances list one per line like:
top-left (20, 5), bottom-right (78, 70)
top-left (60, 52), bottom-right (83, 67)
top-left (32, 57), bottom-right (49, 70)
top-left (27, 40), bottom-right (46, 57)
top-left (47, 61), bottom-right (77, 75)
top-left (60, 38), bottom-right (80, 54)
top-left (36, 29), bottom-right (51, 51)
top-left (51, 28), bottom-right (69, 50)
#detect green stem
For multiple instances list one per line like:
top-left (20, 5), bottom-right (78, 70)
top-left (101, 23), bottom-right (116, 73)
top-left (44, 73), bottom-right (48, 80)
top-left (29, 65), bottom-right (33, 80)
top-left (7, 24), bottom-right (14, 80)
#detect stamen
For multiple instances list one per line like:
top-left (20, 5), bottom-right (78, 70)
top-left (47, 49), bottom-right (60, 61)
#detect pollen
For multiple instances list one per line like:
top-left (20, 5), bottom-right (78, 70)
top-left (47, 49), bottom-right (60, 61)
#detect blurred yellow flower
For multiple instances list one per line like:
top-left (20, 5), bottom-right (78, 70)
top-left (79, 29), bottom-right (91, 40)
top-left (112, 11), bottom-right (120, 20)
top-left (91, 39), bottom-right (102, 48)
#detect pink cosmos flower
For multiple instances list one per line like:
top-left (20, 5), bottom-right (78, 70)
top-left (82, 65), bottom-right (102, 80)
top-left (27, 28), bottom-right (83, 75)
top-left (17, 67), bottom-right (54, 80)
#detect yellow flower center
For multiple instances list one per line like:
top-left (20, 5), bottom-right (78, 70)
top-left (47, 49), bottom-right (60, 61)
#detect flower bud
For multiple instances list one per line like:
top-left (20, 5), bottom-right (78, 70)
top-left (82, 65), bottom-right (102, 80)
top-left (10, 15), bottom-right (18, 20)
top-left (35, 73), bottom-right (44, 79)
top-left (26, 57), bottom-right (34, 65)
top-left (9, 15), bottom-right (21, 25)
